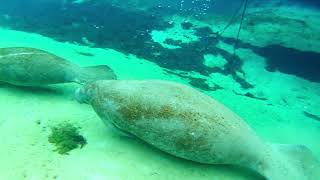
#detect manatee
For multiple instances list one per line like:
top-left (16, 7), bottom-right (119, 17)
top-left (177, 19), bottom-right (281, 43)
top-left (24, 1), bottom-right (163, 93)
top-left (0, 47), bottom-right (116, 86)
top-left (75, 80), bottom-right (320, 180)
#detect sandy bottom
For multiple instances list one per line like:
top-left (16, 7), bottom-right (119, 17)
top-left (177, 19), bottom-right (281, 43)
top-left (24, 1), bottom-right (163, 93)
top-left (0, 27), bottom-right (319, 180)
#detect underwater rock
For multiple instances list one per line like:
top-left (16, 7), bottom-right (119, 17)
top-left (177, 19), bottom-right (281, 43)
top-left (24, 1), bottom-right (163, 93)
top-left (76, 80), bottom-right (320, 180)
top-left (0, 47), bottom-right (116, 86)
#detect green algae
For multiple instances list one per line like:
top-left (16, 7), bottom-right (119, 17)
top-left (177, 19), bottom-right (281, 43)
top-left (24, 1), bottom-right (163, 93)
top-left (48, 123), bottom-right (87, 155)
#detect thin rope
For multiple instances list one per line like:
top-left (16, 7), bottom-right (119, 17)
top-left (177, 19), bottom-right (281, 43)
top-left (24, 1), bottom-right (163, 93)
top-left (233, 0), bottom-right (249, 54)
top-left (217, 0), bottom-right (246, 36)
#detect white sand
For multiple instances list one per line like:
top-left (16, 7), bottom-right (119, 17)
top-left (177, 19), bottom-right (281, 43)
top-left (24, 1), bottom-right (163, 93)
top-left (0, 22), bottom-right (319, 180)
top-left (203, 54), bottom-right (228, 69)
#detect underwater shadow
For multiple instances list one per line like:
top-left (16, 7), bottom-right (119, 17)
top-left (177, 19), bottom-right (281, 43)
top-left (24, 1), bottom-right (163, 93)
top-left (222, 35), bottom-right (320, 83)
top-left (253, 45), bottom-right (320, 82)
top-left (113, 134), bottom-right (265, 180)
top-left (0, 82), bottom-right (65, 96)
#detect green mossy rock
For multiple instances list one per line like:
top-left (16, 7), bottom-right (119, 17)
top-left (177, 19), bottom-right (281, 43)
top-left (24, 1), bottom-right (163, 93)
top-left (48, 123), bottom-right (87, 155)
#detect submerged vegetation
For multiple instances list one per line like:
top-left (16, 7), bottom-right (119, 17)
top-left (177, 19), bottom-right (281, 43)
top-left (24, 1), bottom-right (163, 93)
top-left (48, 123), bottom-right (87, 155)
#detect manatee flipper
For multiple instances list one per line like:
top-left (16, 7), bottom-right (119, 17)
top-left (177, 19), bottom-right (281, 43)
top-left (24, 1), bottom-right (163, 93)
top-left (250, 143), bottom-right (320, 180)
top-left (273, 144), bottom-right (320, 180)
top-left (76, 65), bottom-right (117, 84)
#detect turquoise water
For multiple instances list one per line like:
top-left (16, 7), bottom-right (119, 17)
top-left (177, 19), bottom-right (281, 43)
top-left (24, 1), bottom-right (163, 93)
top-left (0, 0), bottom-right (319, 179)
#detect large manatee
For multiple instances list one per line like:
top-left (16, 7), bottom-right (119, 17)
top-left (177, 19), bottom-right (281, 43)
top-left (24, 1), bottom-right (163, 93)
top-left (0, 47), bottom-right (116, 86)
top-left (75, 80), bottom-right (320, 180)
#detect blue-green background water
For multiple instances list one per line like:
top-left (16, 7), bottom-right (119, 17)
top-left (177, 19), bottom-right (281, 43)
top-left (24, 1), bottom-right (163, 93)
top-left (0, 0), bottom-right (319, 179)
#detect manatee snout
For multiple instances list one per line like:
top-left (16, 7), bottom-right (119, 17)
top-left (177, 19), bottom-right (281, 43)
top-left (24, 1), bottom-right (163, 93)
top-left (75, 86), bottom-right (90, 104)
top-left (74, 81), bottom-right (100, 104)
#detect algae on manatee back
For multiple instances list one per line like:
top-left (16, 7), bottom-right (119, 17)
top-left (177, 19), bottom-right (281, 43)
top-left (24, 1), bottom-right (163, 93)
top-left (48, 123), bottom-right (87, 155)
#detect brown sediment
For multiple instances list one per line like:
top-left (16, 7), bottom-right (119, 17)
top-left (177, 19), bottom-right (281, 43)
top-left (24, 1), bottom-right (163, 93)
top-left (175, 132), bottom-right (208, 152)
top-left (118, 100), bottom-right (176, 122)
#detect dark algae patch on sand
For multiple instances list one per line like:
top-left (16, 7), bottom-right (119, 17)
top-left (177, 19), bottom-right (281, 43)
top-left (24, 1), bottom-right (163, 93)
top-left (48, 123), bottom-right (87, 155)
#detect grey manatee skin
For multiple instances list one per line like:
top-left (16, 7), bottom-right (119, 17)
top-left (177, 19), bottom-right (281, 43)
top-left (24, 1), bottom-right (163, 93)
top-left (0, 47), bottom-right (116, 86)
top-left (76, 80), bottom-right (320, 180)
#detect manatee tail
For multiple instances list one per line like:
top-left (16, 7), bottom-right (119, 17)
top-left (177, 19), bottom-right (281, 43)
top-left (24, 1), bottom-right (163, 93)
top-left (76, 65), bottom-right (117, 84)
top-left (274, 144), bottom-right (320, 180)
top-left (258, 143), bottom-right (320, 180)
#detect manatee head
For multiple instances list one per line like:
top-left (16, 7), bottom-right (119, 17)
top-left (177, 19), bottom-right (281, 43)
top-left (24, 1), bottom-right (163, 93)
top-left (75, 82), bottom-right (98, 104)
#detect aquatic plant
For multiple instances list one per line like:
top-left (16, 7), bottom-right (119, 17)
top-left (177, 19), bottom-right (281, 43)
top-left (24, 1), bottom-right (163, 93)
top-left (48, 123), bottom-right (87, 155)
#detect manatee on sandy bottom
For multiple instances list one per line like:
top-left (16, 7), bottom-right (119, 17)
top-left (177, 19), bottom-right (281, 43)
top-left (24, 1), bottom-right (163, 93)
top-left (0, 47), bottom-right (116, 86)
top-left (75, 80), bottom-right (320, 180)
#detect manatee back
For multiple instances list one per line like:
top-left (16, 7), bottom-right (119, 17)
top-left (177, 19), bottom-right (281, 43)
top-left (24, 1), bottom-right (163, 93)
top-left (0, 47), bottom-right (78, 86)
top-left (90, 80), bottom-right (265, 165)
